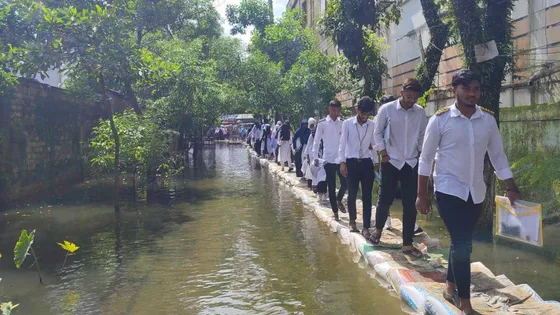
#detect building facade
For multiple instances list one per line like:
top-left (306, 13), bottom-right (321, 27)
top-left (381, 0), bottom-right (560, 114)
top-left (287, 0), bottom-right (560, 114)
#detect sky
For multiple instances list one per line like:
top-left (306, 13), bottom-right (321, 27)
top-left (213, 0), bottom-right (289, 45)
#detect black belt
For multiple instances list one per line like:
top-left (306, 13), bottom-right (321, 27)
top-left (347, 158), bottom-right (372, 163)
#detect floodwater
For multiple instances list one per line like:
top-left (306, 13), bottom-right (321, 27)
top-left (0, 146), bottom-right (406, 315)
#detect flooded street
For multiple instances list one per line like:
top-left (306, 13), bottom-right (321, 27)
top-left (0, 146), bottom-right (405, 314)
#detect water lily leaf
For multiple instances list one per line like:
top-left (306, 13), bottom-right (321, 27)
top-left (0, 302), bottom-right (19, 315)
top-left (57, 240), bottom-right (80, 254)
top-left (13, 229), bottom-right (35, 269)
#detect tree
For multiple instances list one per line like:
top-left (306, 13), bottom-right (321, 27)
top-left (251, 10), bottom-right (313, 72)
top-left (321, 0), bottom-right (401, 98)
top-left (149, 39), bottom-right (228, 153)
top-left (14, 1), bottom-right (160, 211)
top-left (448, 0), bottom-right (516, 229)
top-left (90, 109), bottom-right (170, 203)
top-left (283, 49), bottom-right (339, 119)
top-left (226, 0), bottom-right (273, 35)
top-left (0, 4), bottom-right (18, 94)
top-left (416, 0), bottom-right (451, 93)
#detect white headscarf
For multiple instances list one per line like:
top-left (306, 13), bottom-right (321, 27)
top-left (308, 117), bottom-right (317, 130)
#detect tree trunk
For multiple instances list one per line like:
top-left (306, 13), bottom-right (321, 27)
top-left (124, 80), bottom-right (142, 115)
top-left (417, 0), bottom-right (450, 93)
top-left (132, 165), bottom-right (137, 204)
top-left (100, 74), bottom-right (121, 213)
top-left (450, 0), bottom-right (515, 231)
top-left (478, 155), bottom-right (497, 232)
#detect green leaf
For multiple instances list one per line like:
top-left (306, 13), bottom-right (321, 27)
top-left (57, 240), bottom-right (80, 254)
top-left (0, 302), bottom-right (19, 315)
top-left (13, 229), bottom-right (35, 269)
top-left (95, 5), bottom-right (103, 14)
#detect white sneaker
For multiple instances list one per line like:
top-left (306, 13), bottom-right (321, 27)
top-left (384, 216), bottom-right (393, 230)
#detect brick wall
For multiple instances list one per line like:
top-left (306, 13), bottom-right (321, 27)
top-left (0, 80), bottom-right (128, 209)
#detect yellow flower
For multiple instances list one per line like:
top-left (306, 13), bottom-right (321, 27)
top-left (57, 241), bottom-right (80, 254)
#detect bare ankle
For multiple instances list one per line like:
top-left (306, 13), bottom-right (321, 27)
top-left (446, 281), bottom-right (457, 292)
top-left (460, 298), bottom-right (472, 311)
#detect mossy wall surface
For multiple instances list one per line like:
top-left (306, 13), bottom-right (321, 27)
top-left (500, 103), bottom-right (560, 162)
top-left (501, 103), bottom-right (560, 219)
top-left (0, 81), bottom-right (113, 209)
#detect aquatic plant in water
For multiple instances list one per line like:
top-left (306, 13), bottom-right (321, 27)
top-left (58, 240), bottom-right (80, 269)
top-left (0, 302), bottom-right (19, 315)
top-left (13, 229), bottom-right (42, 284)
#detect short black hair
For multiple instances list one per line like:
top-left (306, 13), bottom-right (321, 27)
top-left (329, 99), bottom-right (342, 108)
top-left (357, 96), bottom-right (375, 113)
top-left (403, 78), bottom-right (422, 92)
top-left (380, 95), bottom-right (396, 104)
top-left (452, 70), bottom-right (481, 88)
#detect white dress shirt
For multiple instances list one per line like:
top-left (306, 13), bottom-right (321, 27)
top-left (338, 116), bottom-right (379, 163)
top-left (312, 115), bottom-right (343, 164)
top-left (373, 100), bottom-right (428, 169)
top-left (418, 104), bottom-right (514, 204)
top-left (252, 127), bottom-right (262, 140)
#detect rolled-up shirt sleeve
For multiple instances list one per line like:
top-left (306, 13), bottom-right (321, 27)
top-left (312, 123), bottom-right (323, 160)
top-left (418, 116), bottom-right (440, 177)
top-left (373, 107), bottom-right (387, 151)
top-left (487, 118), bottom-right (513, 180)
top-left (337, 120), bottom-right (348, 164)
top-left (370, 120), bottom-right (379, 163)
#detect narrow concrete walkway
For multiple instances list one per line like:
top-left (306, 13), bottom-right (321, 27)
top-left (248, 146), bottom-right (559, 315)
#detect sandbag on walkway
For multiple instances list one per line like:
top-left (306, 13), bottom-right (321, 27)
top-left (247, 147), bottom-right (559, 315)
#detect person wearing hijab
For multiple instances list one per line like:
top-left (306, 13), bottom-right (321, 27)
top-left (292, 119), bottom-right (311, 177)
top-left (303, 117), bottom-right (317, 189)
top-left (272, 121), bottom-right (282, 164)
top-left (261, 124), bottom-right (273, 159)
top-left (278, 121), bottom-right (293, 171)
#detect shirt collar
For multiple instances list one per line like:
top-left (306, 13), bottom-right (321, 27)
top-left (450, 103), bottom-right (482, 119)
top-left (326, 115), bottom-right (339, 122)
top-left (396, 99), bottom-right (416, 111)
top-left (352, 116), bottom-right (371, 126)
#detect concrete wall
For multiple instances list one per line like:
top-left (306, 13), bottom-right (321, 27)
top-left (0, 80), bottom-right (128, 209)
top-left (500, 103), bottom-right (560, 162)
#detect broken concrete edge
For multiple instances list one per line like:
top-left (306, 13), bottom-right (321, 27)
top-left (246, 146), bottom-right (557, 314)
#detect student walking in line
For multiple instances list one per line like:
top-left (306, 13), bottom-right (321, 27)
top-left (371, 78), bottom-right (428, 259)
top-left (338, 97), bottom-right (378, 234)
top-left (302, 117), bottom-right (317, 188)
top-left (416, 70), bottom-right (519, 315)
top-left (272, 121), bottom-right (282, 165)
top-left (262, 124), bottom-right (273, 159)
top-left (278, 121), bottom-right (293, 172)
top-left (312, 99), bottom-right (347, 221)
top-left (306, 118), bottom-right (327, 200)
top-left (293, 120), bottom-right (311, 178)
top-left (252, 123), bottom-right (263, 156)
top-left (378, 95), bottom-right (424, 235)
top-left (247, 124), bottom-right (254, 146)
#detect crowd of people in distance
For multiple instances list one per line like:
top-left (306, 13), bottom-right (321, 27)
top-left (246, 70), bottom-right (522, 315)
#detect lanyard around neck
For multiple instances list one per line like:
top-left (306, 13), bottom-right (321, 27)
top-left (355, 121), bottom-right (369, 156)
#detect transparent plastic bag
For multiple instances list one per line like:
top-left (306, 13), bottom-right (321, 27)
top-left (495, 196), bottom-right (543, 247)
